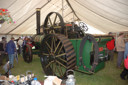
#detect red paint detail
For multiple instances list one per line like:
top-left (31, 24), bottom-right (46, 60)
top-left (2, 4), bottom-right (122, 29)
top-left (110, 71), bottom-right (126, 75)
top-left (65, 24), bottom-right (72, 26)
top-left (99, 47), bottom-right (103, 51)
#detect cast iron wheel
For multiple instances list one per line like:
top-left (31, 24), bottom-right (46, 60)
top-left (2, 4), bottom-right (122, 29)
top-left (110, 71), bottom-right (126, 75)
top-left (23, 45), bottom-right (33, 63)
top-left (43, 12), bottom-right (65, 34)
top-left (40, 34), bottom-right (76, 79)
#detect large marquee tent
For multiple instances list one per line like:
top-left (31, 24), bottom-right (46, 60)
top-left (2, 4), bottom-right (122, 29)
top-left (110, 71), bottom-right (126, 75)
top-left (0, 0), bottom-right (127, 35)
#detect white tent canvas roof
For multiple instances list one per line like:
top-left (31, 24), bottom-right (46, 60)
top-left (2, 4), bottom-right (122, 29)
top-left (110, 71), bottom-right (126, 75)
top-left (0, 0), bottom-right (128, 34)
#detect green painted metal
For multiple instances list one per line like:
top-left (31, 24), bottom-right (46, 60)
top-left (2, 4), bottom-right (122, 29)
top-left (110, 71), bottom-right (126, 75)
top-left (32, 34), bottom-right (113, 73)
top-left (32, 35), bottom-right (45, 55)
top-left (70, 36), bottom-right (113, 73)
top-left (96, 37), bottom-right (113, 60)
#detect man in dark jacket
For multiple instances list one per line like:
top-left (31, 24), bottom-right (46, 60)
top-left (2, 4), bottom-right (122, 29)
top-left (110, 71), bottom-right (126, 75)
top-left (6, 37), bottom-right (16, 68)
top-left (0, 37), bottom-right (7, 65)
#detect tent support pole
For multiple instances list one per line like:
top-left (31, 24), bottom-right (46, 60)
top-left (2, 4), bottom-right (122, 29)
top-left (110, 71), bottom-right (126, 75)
top-left (66, 0), bottom-right (80, 20)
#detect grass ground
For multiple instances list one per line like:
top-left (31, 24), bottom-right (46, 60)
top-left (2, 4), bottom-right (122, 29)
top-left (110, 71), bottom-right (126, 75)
top-left (0, 53), bottom-right (128, 85)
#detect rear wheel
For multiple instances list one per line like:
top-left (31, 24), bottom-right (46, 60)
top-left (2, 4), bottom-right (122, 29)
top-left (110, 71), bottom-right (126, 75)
top-left (40, 34), bottom-right (76, 78)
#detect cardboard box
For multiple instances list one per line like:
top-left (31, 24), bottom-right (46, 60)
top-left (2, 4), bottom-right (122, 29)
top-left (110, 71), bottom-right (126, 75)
top-left (0, 76), bottom-right (9, 80)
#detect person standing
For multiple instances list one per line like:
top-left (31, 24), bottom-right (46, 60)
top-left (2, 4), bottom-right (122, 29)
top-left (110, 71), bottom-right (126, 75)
top-left (120, 42), bottom-right (128, 80)
top-left (0, 37), bottom-right (7, 65)
top-left (116, 33), bottom-right (125, 68)
top-left (22, 37), bottom-right (28, 47)
top-left (17, 37), bottom-right (23, 55)
top-left (106, 32), bottom-right (115, 61)
top-left (6, 37), bottom-right (16, 68)
top-left (22, 37), bottom-right (28, 58)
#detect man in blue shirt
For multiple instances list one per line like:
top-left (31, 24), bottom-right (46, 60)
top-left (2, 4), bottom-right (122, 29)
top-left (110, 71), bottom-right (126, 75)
top-left (124, 42), bottom-right (128, 59)
top-left (6, 37), bottom-right (16, 68)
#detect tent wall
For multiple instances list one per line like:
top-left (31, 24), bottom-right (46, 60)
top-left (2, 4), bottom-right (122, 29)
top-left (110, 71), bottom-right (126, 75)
top-left (0, 0), bottom-right (128, 34)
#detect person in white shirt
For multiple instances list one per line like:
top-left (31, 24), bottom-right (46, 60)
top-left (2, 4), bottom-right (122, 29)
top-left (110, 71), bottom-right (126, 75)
top-left (17, 37), bottom-right (23, 55)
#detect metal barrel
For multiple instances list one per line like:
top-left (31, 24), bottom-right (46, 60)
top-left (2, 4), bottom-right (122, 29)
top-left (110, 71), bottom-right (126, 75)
top-left (33, 35), bottom-right (45, 43)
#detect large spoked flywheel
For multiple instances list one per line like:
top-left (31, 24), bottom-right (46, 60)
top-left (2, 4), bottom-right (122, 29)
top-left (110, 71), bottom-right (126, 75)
top-left (40, 34), bottom-right (76, 78)
top-left (43, 12), bottom-right (65, 34)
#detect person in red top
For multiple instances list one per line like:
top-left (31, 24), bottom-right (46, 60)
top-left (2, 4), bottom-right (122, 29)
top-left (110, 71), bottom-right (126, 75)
top-left (106, 32), bottom-right (115, 61)
top-left (106, 39), bottom-right (115, 50)
top-left (26, 38), bottom-right (33, 47)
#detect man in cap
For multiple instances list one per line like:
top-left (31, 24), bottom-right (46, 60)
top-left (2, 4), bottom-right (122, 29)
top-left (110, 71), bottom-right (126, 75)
top-left (116, 33), bottom-right (125, 68)
top-left (6, 37), bottom-right (16, 68)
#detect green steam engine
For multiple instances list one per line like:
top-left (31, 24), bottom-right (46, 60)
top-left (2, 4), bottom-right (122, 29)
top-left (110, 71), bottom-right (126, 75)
top-left (23, 8), bottom-right (113, 78)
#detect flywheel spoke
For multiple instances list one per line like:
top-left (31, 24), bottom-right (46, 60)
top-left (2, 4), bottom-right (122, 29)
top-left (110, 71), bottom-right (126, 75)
top-left (53, 14), bottom-right (57, 26)
top-left (46, 60), bottom-right (54, 68)
top-left (56, 63), bottom-right (63, 77)
top-left (53, 36), bottom-right (56, 50)
top-left (53, 26), bottom-right (61, 29)
top-left (45, 28), bottom-right (50, 30)
top-left (54, 41), bottom-right (61, 53)
top-left (53, 62), bottom-right (57, 75)
top-left (56, 60), bottom-right (66, 68)
top-left (45, 41), bottom-right (52, 51)
top-left (56, 53), bottom-right (66, 58)
top-left (46, 47), bottom-right (51, 55)
top-left (57, 45), bottom-right (63, 54)
top-left (59, 64), bottom-right (64, 76)
top-left (51, 36), bottom-right (54, 51)
top-left (48, 17), bottom-right (52, 26)
top-left (57, 57), bottom-right (67, 63)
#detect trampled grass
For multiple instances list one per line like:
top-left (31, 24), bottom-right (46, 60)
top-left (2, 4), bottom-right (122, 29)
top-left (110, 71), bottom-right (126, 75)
top-left (0, 53), bottom-right (128, 85)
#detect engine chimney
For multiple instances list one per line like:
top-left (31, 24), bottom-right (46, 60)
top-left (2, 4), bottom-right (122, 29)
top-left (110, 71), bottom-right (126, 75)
top-left (36, 8), bottom-right (41, 35)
